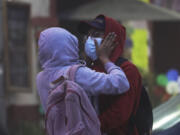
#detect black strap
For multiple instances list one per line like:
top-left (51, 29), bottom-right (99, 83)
top-left (115, 57), bottom-right (128, 66)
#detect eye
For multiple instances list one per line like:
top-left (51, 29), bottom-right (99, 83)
top-left (91, 31), bottom-right (104, 38)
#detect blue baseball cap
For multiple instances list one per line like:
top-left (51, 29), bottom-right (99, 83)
top-left (78, 15), bottom-right (105, 34)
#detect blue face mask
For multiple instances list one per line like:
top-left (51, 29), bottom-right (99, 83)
top-left (85, 36), bottom-right (102, 61)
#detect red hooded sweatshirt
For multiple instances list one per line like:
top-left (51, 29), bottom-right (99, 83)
top-left (93, 15), bottom-right (142, 135)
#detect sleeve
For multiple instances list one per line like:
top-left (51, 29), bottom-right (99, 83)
top-left (75, 62), bottom-right (130, 96)
top-left (98, 64), bottom-right (142, 132)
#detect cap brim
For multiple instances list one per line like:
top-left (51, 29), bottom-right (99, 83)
top-left (78, 20), bottom-right (105, 34)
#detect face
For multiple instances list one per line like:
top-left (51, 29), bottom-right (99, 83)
top-left (83, 28), bottom-right (104, 42)
top-left (80, 28), bottom-right (104, 67)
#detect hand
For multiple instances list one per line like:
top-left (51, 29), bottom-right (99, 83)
top-left (94, 32), bottom-right (117, 64)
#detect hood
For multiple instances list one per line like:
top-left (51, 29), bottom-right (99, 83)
top-left (38, 27), bottom-right (80, 69)
top-left (94, 15), bottom-right (126, 72)
top-left (103, 15), bottom-right (126, 62)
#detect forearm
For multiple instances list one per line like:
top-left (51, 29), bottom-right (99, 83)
top-left (75, 62), bottom-right (130, 96)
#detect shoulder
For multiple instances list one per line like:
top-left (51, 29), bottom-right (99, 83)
top-left (36, 71), bottom-right (45, 88)
top-left (36, 71), bottom-right (43, 82)
top-left (121, 61), bottom-right (140, 76)
top-left (120, 61), bottom-right (142, 86)
top-left (36, 71), bottom-right (51, 87)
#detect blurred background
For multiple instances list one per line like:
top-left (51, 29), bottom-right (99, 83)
top-left (0, 0), bottom-right (180, 134)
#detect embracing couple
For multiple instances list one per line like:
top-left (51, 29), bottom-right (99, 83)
top-left (36, 15), bottom-right (142, 135)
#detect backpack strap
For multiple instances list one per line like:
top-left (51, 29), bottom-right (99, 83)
top-left (115, 57), bottom-right (128, 66)
top-left (52, 64), bottom-right (84, 85)
top-left (68, 64), bottom-right (84, 81)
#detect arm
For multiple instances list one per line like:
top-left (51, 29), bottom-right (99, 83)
top-left (75, 62), bottom-right (129, 96)
top-left (75, 33), bottom-right (129, 95)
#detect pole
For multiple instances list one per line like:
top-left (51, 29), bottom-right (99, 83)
top-left (0, 0), bottom-right (7, 134)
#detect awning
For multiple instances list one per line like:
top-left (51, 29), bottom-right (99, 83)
top-left (66, 0), bottom-right (180, 21)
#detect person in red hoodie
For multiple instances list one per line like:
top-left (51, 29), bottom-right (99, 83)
top-left (78, 14), bottom-right (142, 135)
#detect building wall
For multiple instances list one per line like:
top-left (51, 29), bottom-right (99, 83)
top-left (0, 0), bottom-right (7, 132)
top-left (151, 21), bottom-right (180, 74)
top-left (6, 1), bottom-right (38, 107)
top-left (152, 0), bottom-right (180, 12)
top-left (4, 0), bottom-right (56, 133)
top-left (5, 0), bottom-right (54, 107)
top-left (150, 0), bottom-right (180, 74)
top-left (8, 0), bottom-right (50, 17)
